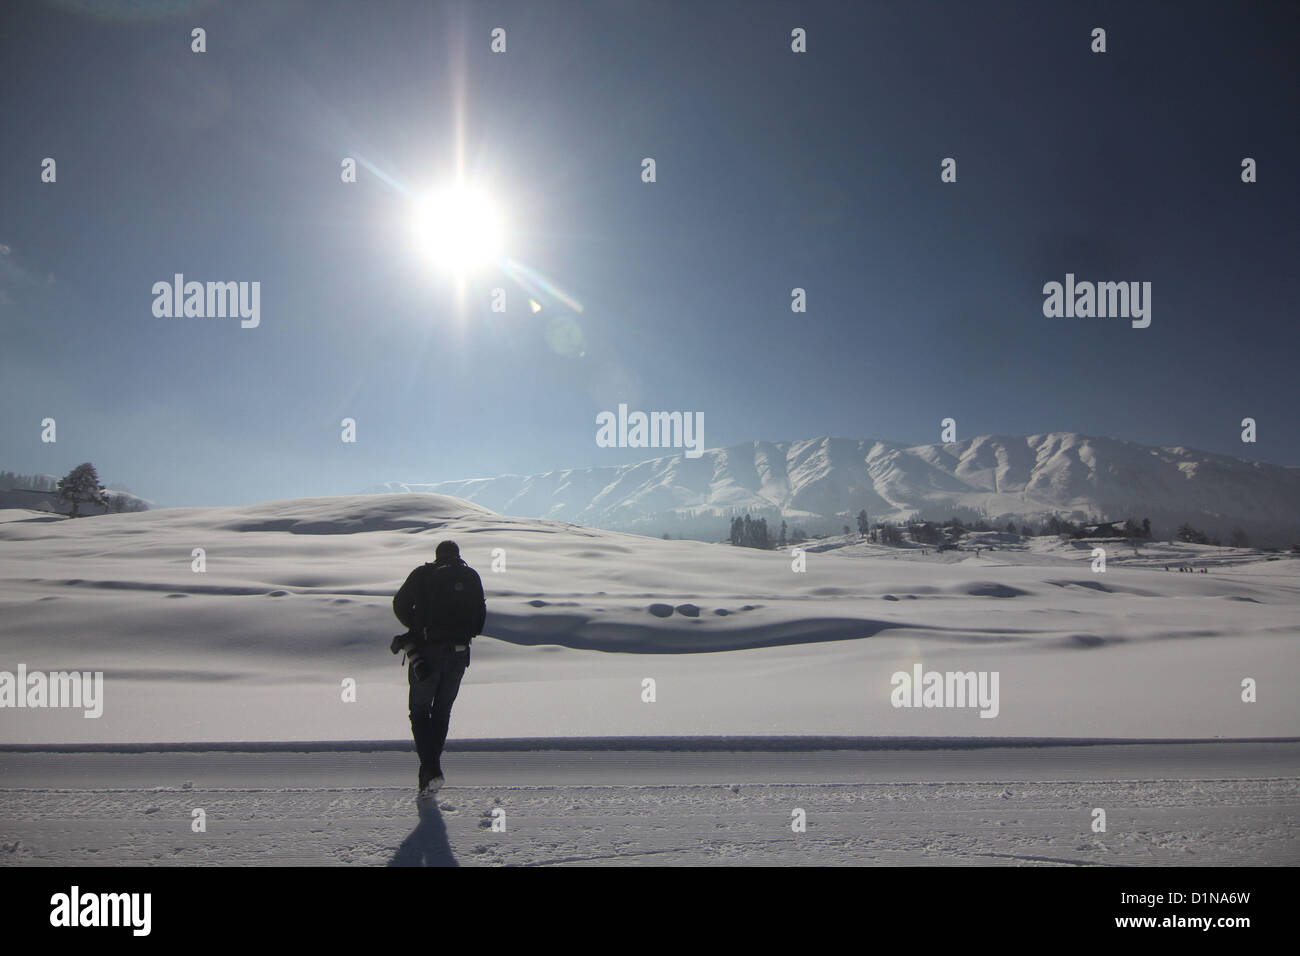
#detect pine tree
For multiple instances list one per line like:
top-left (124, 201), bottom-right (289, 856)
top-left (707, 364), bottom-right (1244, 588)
top-left (57, 462), bottom-right (108, 518)
top-left (856, 509), bottom-right (869, 536)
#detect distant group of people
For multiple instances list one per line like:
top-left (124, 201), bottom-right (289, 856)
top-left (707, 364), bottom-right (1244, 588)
top-left (1166, 565), bottom-right (1208, 573)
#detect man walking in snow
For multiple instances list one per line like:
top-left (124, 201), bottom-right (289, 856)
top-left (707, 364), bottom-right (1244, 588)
top-left (392, 540), bottom-right (487, 797)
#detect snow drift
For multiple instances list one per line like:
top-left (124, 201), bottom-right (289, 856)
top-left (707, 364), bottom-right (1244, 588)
top-left (0, 493), bottom-right (1296, 744)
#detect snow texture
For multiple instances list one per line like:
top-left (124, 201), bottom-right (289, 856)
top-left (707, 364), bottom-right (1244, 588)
top-left (0, 494), bottom-right (1296, 744)
top-left (1, 744), bottom-right (1295, 866)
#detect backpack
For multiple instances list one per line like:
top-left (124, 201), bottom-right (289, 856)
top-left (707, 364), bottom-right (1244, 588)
top-left (419, 560), bottom-right (482, 644)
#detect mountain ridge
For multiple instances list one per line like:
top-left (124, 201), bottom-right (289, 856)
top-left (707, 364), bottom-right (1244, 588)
top-left (369, 432), bottom-right (1300, 545)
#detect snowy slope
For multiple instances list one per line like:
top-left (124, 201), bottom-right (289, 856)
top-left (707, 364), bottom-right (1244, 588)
top-left (0, 494), bottom-right (1296, 745)
top-left (371, 432), bottom-right (1300, 544)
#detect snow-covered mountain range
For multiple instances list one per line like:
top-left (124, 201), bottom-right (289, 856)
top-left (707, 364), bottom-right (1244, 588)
top-left (371, 433), bottom-right (1300, 545)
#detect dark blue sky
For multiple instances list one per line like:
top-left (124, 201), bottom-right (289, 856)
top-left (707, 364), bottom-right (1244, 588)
top-left (2, 0), bottom-right (1296, 506)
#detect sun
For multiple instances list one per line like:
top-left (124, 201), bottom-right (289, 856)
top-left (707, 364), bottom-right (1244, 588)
top-left (411, 182), bottom-right (506, 277)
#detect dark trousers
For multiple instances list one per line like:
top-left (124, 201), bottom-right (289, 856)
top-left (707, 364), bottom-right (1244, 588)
top-left (408, 644), bottom-right (468, 782)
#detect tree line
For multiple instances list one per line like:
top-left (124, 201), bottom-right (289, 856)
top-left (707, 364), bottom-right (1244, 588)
top-left (724, 508), bottom-right (1267, 551)
top-left (2, 463), bottom-right (146, 516)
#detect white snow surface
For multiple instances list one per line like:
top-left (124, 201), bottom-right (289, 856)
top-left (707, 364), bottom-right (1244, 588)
top-left (2, 744), bottom-right (1296, 865)
top-left (0, 493), bottom-right (1297, 745)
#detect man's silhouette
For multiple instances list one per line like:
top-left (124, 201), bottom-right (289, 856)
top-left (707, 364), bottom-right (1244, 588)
top-left (393, 540), bottom-right (486, 797)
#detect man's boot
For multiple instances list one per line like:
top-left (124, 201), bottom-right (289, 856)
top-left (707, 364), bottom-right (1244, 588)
top-left (411, 714), bottom-right (442, 792)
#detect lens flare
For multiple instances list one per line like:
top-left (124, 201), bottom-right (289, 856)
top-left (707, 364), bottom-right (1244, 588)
top-left (544, 315), bottom-right (587, 358)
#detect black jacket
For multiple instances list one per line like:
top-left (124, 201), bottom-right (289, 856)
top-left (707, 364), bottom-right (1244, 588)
top-left (393, 557), bottom-right (487, 642)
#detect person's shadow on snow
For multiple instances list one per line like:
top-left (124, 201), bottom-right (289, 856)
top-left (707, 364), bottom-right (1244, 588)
top-left (388, 802), bottom-right (458, 867)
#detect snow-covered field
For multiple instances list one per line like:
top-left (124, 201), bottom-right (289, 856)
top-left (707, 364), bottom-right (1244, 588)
top-left (2, 743), bottom-right (1295, 866)
top-left (1, 494), bottom-right (1297, 865)
top-left (0, 494), bottom-right (1297, 744)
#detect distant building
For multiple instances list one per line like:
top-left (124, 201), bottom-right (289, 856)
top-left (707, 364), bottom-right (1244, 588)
top-left (1082, 520), bottom-right (1128, 538)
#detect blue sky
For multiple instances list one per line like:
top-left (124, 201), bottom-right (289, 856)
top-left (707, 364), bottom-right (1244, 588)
top-left (2, 0), bottom-right (1296, 506)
